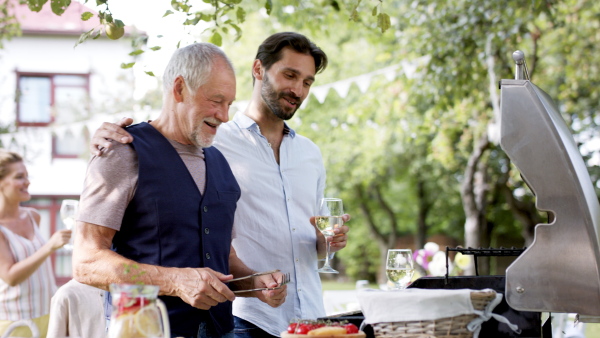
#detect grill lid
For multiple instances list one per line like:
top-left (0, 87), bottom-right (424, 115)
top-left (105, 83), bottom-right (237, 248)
top-left (500, 51), bottom-right (600, 316)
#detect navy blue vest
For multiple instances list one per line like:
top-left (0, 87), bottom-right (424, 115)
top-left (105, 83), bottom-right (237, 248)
top-left (114, 122), bottom-right (240, 336)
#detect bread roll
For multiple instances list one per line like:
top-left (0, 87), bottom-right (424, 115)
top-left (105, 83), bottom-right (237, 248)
top-left (307, 326), bottom-right (347, 336)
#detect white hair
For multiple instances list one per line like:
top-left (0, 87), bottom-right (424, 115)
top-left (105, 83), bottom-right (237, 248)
top-left (162, 43), bottom-right (234, 97)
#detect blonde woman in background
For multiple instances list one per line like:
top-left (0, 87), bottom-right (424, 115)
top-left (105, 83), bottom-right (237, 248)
top-left (0, 149), bottom-right (71, 337)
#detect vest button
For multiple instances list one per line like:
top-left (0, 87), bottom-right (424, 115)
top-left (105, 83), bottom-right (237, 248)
top-left (205, 253), bottom-right (211, 259)
top-left (203, 206), bottom-right (208, 212)
top-left (204, 228), bottom-right (210, 234)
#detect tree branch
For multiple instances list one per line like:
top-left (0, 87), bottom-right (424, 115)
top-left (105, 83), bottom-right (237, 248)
top-left (373, 183), bottom-right (399, 248)
top-left (355, 184), bottom-right (387, 245)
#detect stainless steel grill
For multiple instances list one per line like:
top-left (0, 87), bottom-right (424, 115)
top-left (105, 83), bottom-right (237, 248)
top-left (501, 51), bottom-right (600, 317)
top-left (327, 51), bottom-right (600, 337)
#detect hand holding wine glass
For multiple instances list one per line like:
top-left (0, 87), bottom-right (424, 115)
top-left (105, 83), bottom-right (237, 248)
top-left (315, 198), bottom-right (343, 274)
top-left (386, 249), bottom-right (415, 289)
top-left (60, 199), bottom-right (79, 251)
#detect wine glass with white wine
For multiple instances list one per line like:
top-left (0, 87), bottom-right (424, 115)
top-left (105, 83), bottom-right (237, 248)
top-left (60, 199), bottom-right (79, 251)
top-left (315, 198), bottom-right (344, 274)
top-left (386, 249), bottom-right (415, 289)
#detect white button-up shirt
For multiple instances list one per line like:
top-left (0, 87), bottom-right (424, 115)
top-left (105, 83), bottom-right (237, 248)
top-left (214, 113), bottom-right (326, 336)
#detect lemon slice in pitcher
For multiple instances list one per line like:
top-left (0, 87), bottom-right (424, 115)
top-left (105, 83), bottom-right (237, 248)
top-left (108, 313), bottom-right (136, 338)
top-left (134, 304), bottom-right (163, 337)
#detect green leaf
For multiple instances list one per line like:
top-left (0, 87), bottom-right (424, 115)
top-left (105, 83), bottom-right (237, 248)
top-left (230, 23), bottom-right (242, 41)
top-left (264, 0), bottom-right (272, 15)
top-left (74, 27), bottom-right (94, 48)
top-left (81, 11), bottom-right (94, 21)
top-left (372, 5), bottom-right (377, 16)
top-left (145, 71), bottom-right (155, 77)
top-left (120, 62), bottom-right (135, 69)
top-left (350, 8), bottom-right (359, 22)
top-left (95, 0), bottom-right (107, 5)
top-left (114, 19), bottom-right (125, 28)
top-left (377, 13), bottom-right (390, 33)
top-left (50, 0), bottom-right (70, 15)
top-left (27, 0), bottom-right (48, 12)
top-left (163, 10), bottom-right (174, 17)
top-left (129, 49), bottom-right (145, 56)
top-left (210, 31), bottom-right (222, 46)
top-left (236, 7), bottom-right (246, 23)
top-left (184, 17), bottom-right (200, 25)
top-left (200, 13), bottom-right (212, 22)
top-left (150, 46), bottom-right (161, 51)
top-left (105, 13), bottom-right (113, 23)
top-left (92, 30), bottom-right (102, 39)
top-left (171, 1), bottom-right (190, 13)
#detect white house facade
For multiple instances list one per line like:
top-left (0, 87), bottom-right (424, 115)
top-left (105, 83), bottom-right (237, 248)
top-left (0, 1), bottom-right (146, 284)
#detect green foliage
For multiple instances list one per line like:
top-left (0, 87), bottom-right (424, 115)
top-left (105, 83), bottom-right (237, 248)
top-left (50, 0), bottom-right (71, 16)
top-left (81, 11), bottom-right (93, 20)
top-left (0, 0), bottom-right (21, 48)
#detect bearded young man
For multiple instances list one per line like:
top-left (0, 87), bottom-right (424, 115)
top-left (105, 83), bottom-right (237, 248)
top-left (90, 32), bottom-right (351, 337)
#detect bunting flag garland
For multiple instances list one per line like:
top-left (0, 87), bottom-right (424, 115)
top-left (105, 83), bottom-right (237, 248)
top-left (0, 109), bottom-right (160, 155)
top-left (303, 56), bottom-right (429, 106)
top-left (1, 57), bottom-right (430, 151)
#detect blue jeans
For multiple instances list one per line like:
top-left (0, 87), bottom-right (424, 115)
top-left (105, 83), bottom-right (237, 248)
top-left (197, 321), bottom-right (234, 338)
top-left (234, 316), bottom-right (279, 338)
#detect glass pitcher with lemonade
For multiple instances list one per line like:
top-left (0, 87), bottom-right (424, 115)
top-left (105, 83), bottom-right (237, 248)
top-left (108, 284), bottom-right (170, 338)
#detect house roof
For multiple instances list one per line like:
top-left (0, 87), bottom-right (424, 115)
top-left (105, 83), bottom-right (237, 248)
top-left (11, 0), bottom-right (101, 36)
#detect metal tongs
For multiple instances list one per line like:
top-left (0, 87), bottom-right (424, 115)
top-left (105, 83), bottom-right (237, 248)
top-left (226, 269), bottom-right (280, 283)
top-left (227, 270), bottom-right (291, 294)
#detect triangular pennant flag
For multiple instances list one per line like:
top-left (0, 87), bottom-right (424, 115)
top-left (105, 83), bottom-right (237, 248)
top-left (401, 61), bottom-right (419, 79)
top-left (383, 69), bottom-right (397, 82)
top-left (355, 74), bottom-right (372, 93)
top-left (53, 124), bottom-right (68, 138)
top-left (332, 79), bottom-right (352, 98)
top-left (0, 134), bottom-right (13, 148)
top-left (312, 85), bottom-right (331, 104)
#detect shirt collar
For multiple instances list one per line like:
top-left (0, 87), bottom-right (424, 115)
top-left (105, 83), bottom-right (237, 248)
top-left (232, 112), bottom-right (296, 138)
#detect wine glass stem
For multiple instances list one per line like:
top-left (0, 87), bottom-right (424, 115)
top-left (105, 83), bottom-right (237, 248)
top-left (324, 239), bottom-right (332, 267)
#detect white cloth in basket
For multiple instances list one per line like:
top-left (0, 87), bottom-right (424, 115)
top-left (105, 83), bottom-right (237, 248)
top-left (357, 288), bottom-right (520, 338)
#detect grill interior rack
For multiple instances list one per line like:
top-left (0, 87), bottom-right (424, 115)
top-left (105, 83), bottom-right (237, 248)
top-left (444, 246), bottom-right (526, 282)
top-left (499, 50), bottom-right (600, 320)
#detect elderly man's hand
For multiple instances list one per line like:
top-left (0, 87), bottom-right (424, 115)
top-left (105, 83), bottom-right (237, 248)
top-left (172, 267), bottom-right (235, 310)
top-left (90, 117), bottom-right (134, 156)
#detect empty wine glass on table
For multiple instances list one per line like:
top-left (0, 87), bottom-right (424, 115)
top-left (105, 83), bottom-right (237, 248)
top-left (386, 249), bottom-right (415, 289)
top-left (60, 199), bottom-right (79, 251)
top-left (315, 197), bottom-right (344, 274)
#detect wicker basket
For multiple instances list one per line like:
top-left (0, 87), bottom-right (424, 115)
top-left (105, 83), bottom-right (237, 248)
top-left (371, 290), bottom-right (497, 338)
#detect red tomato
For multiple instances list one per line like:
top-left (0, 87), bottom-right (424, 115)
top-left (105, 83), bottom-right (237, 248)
top-left (344, 323), bottom-right (359, 334)
top-left (287, 323), bottom-right (298, 334)
top-left (295, 324), bottom-right (310, 334)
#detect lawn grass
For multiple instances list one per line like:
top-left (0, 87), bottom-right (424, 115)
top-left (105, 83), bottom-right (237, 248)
top-left (586, 323), bottom-right (600, 337)
top-left (321, 280), bottom-right (357, 291)
top-left (321, 280), bottom-right (382, 291)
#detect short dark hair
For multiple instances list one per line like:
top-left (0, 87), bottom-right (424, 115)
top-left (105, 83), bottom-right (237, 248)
top-left (253, 32), bottom-right (328, 85)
